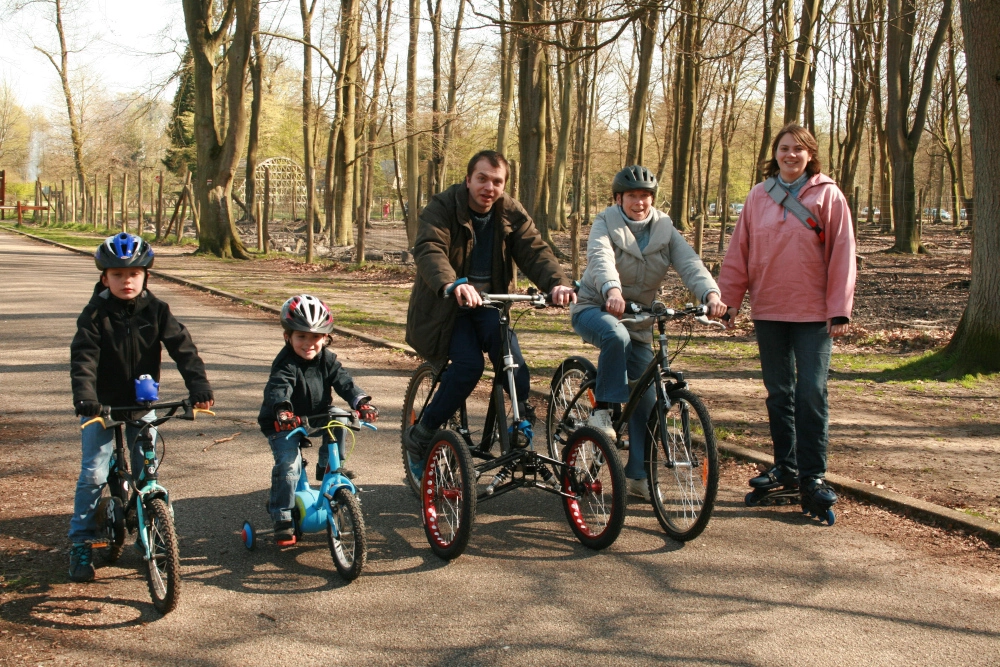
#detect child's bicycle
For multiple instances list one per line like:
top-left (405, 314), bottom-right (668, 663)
top-left (547, 302), bottom-right (723, 542)
top-left (80, 394), bottom-right (214, 614)
top-left (401, 290), bottom-right (626, 560)
top-left (240, 407), bottom-right (377, 581)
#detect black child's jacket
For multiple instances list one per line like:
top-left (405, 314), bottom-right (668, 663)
top-left (257, 344), bottom-right (369, 436)
top-left (70, 283), bottom-right (213, 409)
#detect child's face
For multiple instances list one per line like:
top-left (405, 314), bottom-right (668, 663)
top-left (101, 268), bottom-right (145, 300)
top-left (287, 331), bottom-right (327, 360)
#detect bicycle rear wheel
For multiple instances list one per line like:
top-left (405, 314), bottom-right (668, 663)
top-left (144, 498), bottom-right (181, 614)
top-left (327, 488), bottom-right (366, 581)
top-left (561, 426), bottom-right (626, 550)
top-left (421, 430), bottom-right (476, 560)
top-left (546, 356), bottom-right (597, 461)
top-left (646, 389), bottom-right (719, 542)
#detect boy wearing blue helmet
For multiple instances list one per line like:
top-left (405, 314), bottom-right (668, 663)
top-left (68, 233), bottom-right (214, 582)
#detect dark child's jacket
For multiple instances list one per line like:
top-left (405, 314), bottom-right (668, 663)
top-left (70, 283), bottom-right (213, 409)
top-left (257, 345), bottom-right (369, 436)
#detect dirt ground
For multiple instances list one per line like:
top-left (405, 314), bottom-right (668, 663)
top-left (4, 219), bottom-right (998, 532)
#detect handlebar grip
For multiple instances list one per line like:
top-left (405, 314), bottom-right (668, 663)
top-left (192, 408), bottom-right (216, 418)
top-left (80, 416), bottom-right (106, 430)
top-left (288, 426), bottom-right (308, 439)
top-left (444, 277), bottom-right (468, 297)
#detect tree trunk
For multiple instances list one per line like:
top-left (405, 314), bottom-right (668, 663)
top-left (245, 29), bottom-right (264, 238)
top-left (514, 0), bottom-right (549, 227)
top-left (625, 5), bottom-right (658, 166)
top-left (439, 0), bottom-right (464, 185)
top-left (496, 0), bottom-right (517, 154)
top-left (783, 0), bottom-right (823, 125)
top-left (427, 0), bottom-right (443, 195)
top-left (671, 0), bottom-right (698, 232)
top-left (335, 0), bottom-right (361, 247)
top-left (181, 0), bottom-right (252, 259)
top-left (944, 0), bottom-right (1000, 373)
top-left (885, 0), bottom-right (952, 253)
top-left (301, 0), bottom-right (317, 262)
top-left (405, 0), bottom-right (420, 244)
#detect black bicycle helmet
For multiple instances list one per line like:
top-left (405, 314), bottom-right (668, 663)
top-left (94, 233), bottom-right (155, 270)
top-left (281, 294), bottom-right (335, 334)
top-left (612, 165), bottom-right (658, 196)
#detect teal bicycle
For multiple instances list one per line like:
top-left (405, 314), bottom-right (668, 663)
top-left (81, 396), bottom-right (214, 614)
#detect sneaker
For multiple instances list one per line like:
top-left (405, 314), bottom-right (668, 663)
top-left (408, 455), bottom-right (426, 483)
top-left (627, 478), bottom-right (651, 502)
top-left (274, 520), bottom-right (296, 546)
top-left (68, 543), bottom-right (95, 582)
top-left (403, 423), bottom-right (435, 458)
top-left (586, 409), bottom-right (617, 442)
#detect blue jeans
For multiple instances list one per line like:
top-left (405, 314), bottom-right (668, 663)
top-left (754, 320), bottom-right (832, 481)
top-left (572, 307), bottom-right (655, 480)
top-left (268, 430), bottom-right (311, 523)
top-left (69, 412), bottom-right (156, 543)
top-left (421, 307), bottom-right (530, 429)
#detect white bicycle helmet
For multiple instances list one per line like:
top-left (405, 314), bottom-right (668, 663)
top-left (280, 294), bottom-right (335, 334)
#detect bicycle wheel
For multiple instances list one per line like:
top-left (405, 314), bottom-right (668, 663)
top-left (647, 388), bottom-right (719, 542)
top-left (561, 426), bottom-right (626, 550)
top-left (327, 488), bottom-right (367, 581)
top-left (421, 430), bottom-right (476, 560)
top-left (95, 485), bottom-right (127, 564)
top-left (144, 498), bottom-right (181, 614)
top-left (546, 356), bottom-right (597, 461)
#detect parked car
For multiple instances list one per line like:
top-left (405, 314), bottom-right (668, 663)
top-left (730, 202), bottom-right (744, 215)
top-left (940, 210), bottom-right (952, 221)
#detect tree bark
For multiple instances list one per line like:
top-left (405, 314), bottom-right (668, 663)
top-left (885, 0), bottom-right (952, 253)
top-left (301, 0), bottom-right (318, 262)
top-left (405, 0), bottom-right (420, 245)
top-left (671, 0), bottom-right (699, 232)
top-left (944, 0), bottom-right (1000, 373)
top-left (625, 5), bottom-right (658, 166)
top-left (755, 0), bottom-right (782, 184)
top-left (496, 0), bottom-right (517, 155)
top-left (181, 0), bottom-right (252, 259)
top-left (783, 0), bottom-right (823, 125)
top-left (514, 0), bottom-right (549, 227)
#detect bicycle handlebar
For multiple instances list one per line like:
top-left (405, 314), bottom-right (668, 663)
top-left (606, 301), bottom-right (726, 330)
top-left (80, 400), bottom-right (215, 430)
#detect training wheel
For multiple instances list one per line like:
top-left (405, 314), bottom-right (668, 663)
top-left (744, 491), bottom-right (756, 507)
top-left (241, 520), bottom-right (256, 550)
top-left (824, 509), bottom-right (836, 526)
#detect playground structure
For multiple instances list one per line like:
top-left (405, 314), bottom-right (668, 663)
top-left (234, 157), bottom-right (308, 222)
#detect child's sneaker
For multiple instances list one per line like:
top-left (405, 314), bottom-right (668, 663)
top-left (586, 409), bottom-right (617, 442)
top-left (68, 543), bottom-right (95, 582)
top-left (274, 520), bottom-right (297, 546)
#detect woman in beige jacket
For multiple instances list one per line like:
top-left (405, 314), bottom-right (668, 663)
top-left (571, 166), bottom-right (726, 500)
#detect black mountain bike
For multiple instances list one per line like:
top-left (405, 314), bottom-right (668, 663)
top-left (401, 291), bottom-right (626, 560)
top-left (548, 302), bottom-right (722, 542)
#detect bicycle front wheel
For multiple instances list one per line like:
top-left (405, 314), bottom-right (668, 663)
top-left (647, 389), bottom-right (719, 542)
top-left (96, 484), bottom-right (127, 565)
top-left (327, 488), bottom-right (366, 581)
top-left (546, 356), bottom-right (597, 461)
top-left (421, 430), bottom-right (476, 560)
top-left (561, 426), bottom-right (626, 550)
top-left (144, 498), bottom-right (181, 614)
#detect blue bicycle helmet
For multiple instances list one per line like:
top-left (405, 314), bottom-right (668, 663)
top-left (94, 233), bottom-right (155, 271)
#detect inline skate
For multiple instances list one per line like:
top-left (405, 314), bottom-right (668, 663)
top-left (799, 476), bottom-right (837, 526)
top-left (744, 465), bottom-right (799, 507)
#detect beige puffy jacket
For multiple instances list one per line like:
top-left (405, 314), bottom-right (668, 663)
top-left (571, 205), bottom-right (720, 343)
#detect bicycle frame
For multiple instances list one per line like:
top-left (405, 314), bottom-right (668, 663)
top-left (81, 401), bottom-right (213, 559)
top-left (287, 409), bottom-right (373, 535)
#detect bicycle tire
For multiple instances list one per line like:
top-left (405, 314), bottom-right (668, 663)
top-left (561, 426), bottom-right (626, 550)
top-left (401, 363), bottom-right (437, 495)
top-left (546, 356), bottom-right (597, 461)
top-left (421, 430), bottom-right (476, 560)
top-left (327, 488), bottom-right (367, 581)
top-left (144, 498), bottom-right (181, 614)
top-left (646, 388), bottom-right (719, 542)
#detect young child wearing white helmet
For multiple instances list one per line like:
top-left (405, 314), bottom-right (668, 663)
top-left (256, 294), bottom-right (379, 545)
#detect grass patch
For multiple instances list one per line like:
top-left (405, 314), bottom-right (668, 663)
top-left (961, 507), bottom-right (990, 520)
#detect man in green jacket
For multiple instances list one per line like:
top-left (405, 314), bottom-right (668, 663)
top-left (404, 150), bottom-right (575, 468)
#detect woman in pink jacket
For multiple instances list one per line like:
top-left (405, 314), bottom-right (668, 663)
top-left (718, 123), bottom-right (856, 518)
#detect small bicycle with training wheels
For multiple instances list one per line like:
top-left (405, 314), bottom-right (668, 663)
top-left (402, 290), bottom-right (626, 560)
top-left (240, 407), bottom-right (376, 581)
top-left (548, 302), bottom-right (722, 542)
top-left (80, 391), bottom-right (214, 614)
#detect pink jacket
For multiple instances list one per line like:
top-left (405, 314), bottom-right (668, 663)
top-left (718, 173), bottom-right (856, 322)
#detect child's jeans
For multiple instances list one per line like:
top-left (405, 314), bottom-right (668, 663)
top-left (68, 412), bottom-right (156, 543)
top-left (268, 429), bottom-right (342, 523)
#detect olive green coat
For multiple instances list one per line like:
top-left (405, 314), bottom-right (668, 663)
top-left (405, 182), bottom-right (571, 366)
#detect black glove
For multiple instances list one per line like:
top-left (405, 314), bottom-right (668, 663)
top-left (275, 410), bottom-right (302, 432)
top-left (189, 390), bottom-right (214, 405)
top-left (357, 403), bottom-right (379, 423)
top-left (75, 400), bottom-right (103, 418)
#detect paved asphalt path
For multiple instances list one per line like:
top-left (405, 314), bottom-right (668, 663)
top-left (1, 230), bottom-right (998, 666)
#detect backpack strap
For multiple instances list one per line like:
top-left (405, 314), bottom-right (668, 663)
top-left (763, 177), bottom-right (825, 243)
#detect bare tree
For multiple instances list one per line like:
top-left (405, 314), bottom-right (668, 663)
top-left (624, 3), bottom-right (658, 165)
top-left (514, 0), bottom-right (549, 229)
top-left (885, 0), bottom-right (953, 253)
top-left (944, 0), bottom-right (998, 373)
top-left (181, 0), bottom-right (253, 258)
top-left (783, 0), bottom-right (824, 125)
top-left (405, 0), bottom-right (420, 244)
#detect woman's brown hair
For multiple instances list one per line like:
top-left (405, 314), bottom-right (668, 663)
top-left (760, 123), bottom-right (823, 179)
